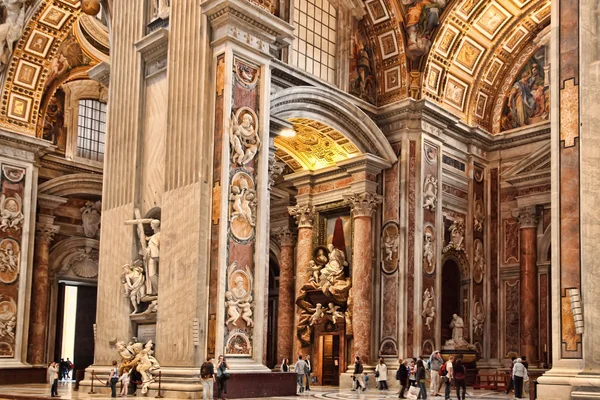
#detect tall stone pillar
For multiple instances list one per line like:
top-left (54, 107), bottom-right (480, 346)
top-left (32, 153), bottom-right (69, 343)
top-left (515, 206), bottom-right (539, 364)
top-left (27, 213), bottom-right (60, 365)
top-left (202, 0), bottom-right (293, 371)
top-left (274, 228), bottom-right (295, 364)
top-left (344, 192), bottom-right (382, 365)
top-left (288, 205), bottom-right (315, 357)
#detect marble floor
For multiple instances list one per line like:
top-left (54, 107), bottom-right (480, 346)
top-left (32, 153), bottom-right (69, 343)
top-left (0, 384), bottom-right (519, 400)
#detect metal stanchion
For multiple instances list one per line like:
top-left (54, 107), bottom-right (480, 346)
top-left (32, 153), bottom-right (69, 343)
top-left (155, 371), bottom-right (164, 398)
top-left (88, 370), bottom-right (96, 394)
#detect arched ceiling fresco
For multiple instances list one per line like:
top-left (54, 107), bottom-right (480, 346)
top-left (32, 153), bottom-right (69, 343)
top-left (0, 0), bottom-right (107, 137)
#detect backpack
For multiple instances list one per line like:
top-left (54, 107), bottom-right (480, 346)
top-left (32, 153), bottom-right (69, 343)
top-left (201, 362), bottom-right (212, 379)
top-left (357, 362), bottom-right (364, 374)
top-left (439, 362), bottom-right (447, 377)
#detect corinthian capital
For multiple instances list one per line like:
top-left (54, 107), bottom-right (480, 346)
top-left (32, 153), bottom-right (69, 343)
top-left (36, 224), bottom-right (60, 244)
top-left (513, 206), bottom-right (539, 229)
top-left (288, 205), bottom-right (316, 228)
top-left (273, 227), bottom-right (296, 247)
top-left (344, 192), bottom-right (382, 218)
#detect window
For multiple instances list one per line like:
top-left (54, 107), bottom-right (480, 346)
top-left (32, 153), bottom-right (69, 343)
top-left (291, 0), bottom-right (337, 84)
top-left (77, 99), bottom-right (107, 162)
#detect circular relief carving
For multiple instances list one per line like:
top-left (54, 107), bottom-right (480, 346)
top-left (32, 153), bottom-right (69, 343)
top-left (423, 224), bottom-right (436, 275)
top-left (381, 221), bottom-right (399, 274)
top-left (228, 171), bottom-right (256, 242)
top-left (0, 238), bottom-right (20, 284)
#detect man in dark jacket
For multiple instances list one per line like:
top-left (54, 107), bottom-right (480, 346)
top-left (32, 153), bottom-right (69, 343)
top-left (351, 356), bottom-right (365, 391)
top-left (397, 359), bottom-right (409, 399)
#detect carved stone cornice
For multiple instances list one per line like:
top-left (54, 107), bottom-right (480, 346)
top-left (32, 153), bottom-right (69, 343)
top-left (87, 61), bottom-right (111, 88)
top-left (273, 227), bottom-right (295, 247)
top-left (288, 204), bottom-right (315, 228)
top-left (344, 192), bottom-right (382, 218)
top-left (513, 206), bottom-right (540, 229)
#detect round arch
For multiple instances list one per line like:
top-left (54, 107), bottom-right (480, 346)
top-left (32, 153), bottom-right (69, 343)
top-left (270, 86), bottom-right (398, 165)
top-left (38, 173), bottom-right (103, 197)
top-left (49, 236), bottom-right (99, 279)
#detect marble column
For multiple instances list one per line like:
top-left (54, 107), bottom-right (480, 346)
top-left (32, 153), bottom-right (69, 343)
top-left (288, 204), bottom-right (315, 357)
top-left (516, 206), bottom-right (539, 364)
top-left (27, 216), bottom-right (60, 365)
top-left (274, 228), bottom-right (295, 364)
top-left (344, 192), bottom-right (382, 365)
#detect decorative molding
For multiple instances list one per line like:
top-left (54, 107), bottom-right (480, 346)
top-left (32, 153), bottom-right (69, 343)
top-left (35, 223), bottom-right (60, 244)
top-left (288, 204), bottom-right (315, 228)
top-left (87, 61), bottom-right (111, 87)
top-left (272, 227), bottom-right (295, 247)
top-left (343, 192), bottom-right (382, 218)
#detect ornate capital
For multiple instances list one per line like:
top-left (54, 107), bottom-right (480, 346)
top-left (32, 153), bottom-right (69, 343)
top-left (513, 206), bottom-right (539, 229)
top-left (36, 224), bottom-right (60, 244)
top-left (268, 156), bottom-right (285, 190)
top-left (273, 227), bottom-right (296, 247)
top-left (344, 192), bottom-right (382, 218)
top-left (288, 205), bottom-right (315, 228)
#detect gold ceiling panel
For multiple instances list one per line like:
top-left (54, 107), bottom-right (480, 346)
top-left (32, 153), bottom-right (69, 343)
top-left (274, 118), bottom-right (361, 172)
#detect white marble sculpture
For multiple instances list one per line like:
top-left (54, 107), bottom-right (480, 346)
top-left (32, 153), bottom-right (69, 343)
top-left (423, 232), bottom-right (435, 272)
top-left (308, 260), bottom-right (321, 283)
top-left (121, 261), bottom-right (146, 314)
top-left (421, 287), bottom-right (435, 331)
top-left (229, 179), bottom-right (257, 227)
top-left (0, 193), bottom-right (24, 231)
top-left (230, 111), bottom-right (260, 166)
top-left (381, 229), bottom-right (398, 262)
top-left (422, 175), bottom-right (438, 211)
top-left (224, 267), bottom-right (254, 327)
top-left (473, 299), bottom-right (485, 337)
top-left (325, 302), bottom-right (344, 325)
top-left (80, 200), bottom-right (101, 238)
top-left (151, 0), bottom-right (170, 19)
top-left (473, 239), bottom-right (485, 283)
top-left (125, 211), bottom-right (161, 297)
top-left (115, 339), bottom-right (160, 394)
top-left (239, 295), bottom-right (254, 327)
top-left (268, 156), bottom-right (285, 190)
top-left (0, 241), bottom-right (18, 274)
top-left (0, 0), bottom-right (28, 69)
top-left (473, 199), bottom-right (484, 232)
top-left (309, 303), bottom-right (325, 326)
top-left (444, 219), bottom-right (465, 253)
top-left (0, 294), bottom-right (16, 339)
top-left (445, 313), bottom-right (470, 347)
top-left (319, 244), bottom-right (347, 293)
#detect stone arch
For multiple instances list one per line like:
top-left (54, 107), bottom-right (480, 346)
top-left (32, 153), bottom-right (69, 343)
top-left (270, 86), bottom-right (397, 164)
top-left (38, 173), bottom-right (103, 197)
top-left (49, 236), bottom-right (99, 280)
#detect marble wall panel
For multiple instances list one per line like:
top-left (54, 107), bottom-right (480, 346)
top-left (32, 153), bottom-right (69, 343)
top-left (406, 141), bottom-right (416, 356)
top-left (489, 168), bottom-right (499, 359)
top-left (472, 165), bottom-right (485, 346)
top-left (504, 280), bottom-right (520, 357)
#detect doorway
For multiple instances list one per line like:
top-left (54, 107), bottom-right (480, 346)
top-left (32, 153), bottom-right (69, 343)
top-left (441, 259), bottom-right (461, 343)
top-left (321, 335), bottom-right (340, 386)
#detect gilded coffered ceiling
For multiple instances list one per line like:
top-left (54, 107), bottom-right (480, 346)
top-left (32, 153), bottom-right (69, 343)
top-left (274, 118), bottom-right (362, 172)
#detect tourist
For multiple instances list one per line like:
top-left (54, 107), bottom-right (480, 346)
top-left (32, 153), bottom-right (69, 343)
top-left (397, 359), bottom-right (409, 399)
top-left (408, 359), bottom-right (417, 387)
top-left (351, 356), bottom-right (365, 391)
top-left (305, 354), bottom-right (312, 391)
top-left (429, 350), bottom-right (443, 396)
top-left (512, 358), bottom-right (528, 399)
top-left (453, 358), bottom-right (466, 400)
top-left (200, 357), bottom-right (215, 400)
top-left (295, 355), bottom-right (307, 393)
top-left (118, 369), bottom-right (130, 397)
top-left (47, 362), bottom-right (59, 397)
top-left (108, 360), bottom-right (119, 398)
top-left (375, 357), bottom-right (388, 390)
top-left (416, 359), bottom-right (427, 399)
top-left (216, 355), bottom-right (230, 400)
top-left (280, 358), bottom-right (289, 372)
top-left (505, 357), bottom-right (517, 394)
top-left (443, 355), bottom-right (454, 400)
top-left (363, 371), bottom-right (370, 389)
top-left (66, 358), bottom-right (74, 381)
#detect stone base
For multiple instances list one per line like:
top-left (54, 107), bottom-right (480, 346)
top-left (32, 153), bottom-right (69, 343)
top-left (0, 367), bottom-right (47, 384)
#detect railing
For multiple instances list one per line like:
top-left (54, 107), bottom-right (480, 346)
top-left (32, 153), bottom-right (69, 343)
top-left (87, 369), bottom-right (164, 398)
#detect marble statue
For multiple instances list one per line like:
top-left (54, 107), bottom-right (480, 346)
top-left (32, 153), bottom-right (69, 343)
top-left (474, 199), bottom-right (484, 232)
top-left (309, 303), bottom-right (325, 326)
top-left (0, 0), bottom-right (28, 69)
top-left (225, 266), bottom-right (254, 328)
top-left (423, 232), bottom-right (435, 273)
top-left (121, 261), bottom-right (146, 314)
top-left (125, 211), bottom-right (161, 297)
top-left (325, 302), bottom-right (344, 325)
top-left (115, 338), bottom-right (160, 393)
top-left (239, 295), bottom-right (254, 327)
top-left (225, 291), bottom-right (241, 326)
top-left (268, 156), bottom-right (285, 189)
top-left (444, 219), bottom-right (465, 253)
top-left (319, 244), bottom-right (347, 292)
top-left (0, 193), bottom-right (24, 231)
top-left (230, 111), bottom-right (260, 166)
top-left (0, 294), bottom-right (16, 339)
top-left (421, 287), bottom-right (435, 331)
top-left (445, 313), bottom-right (470, 347)
top-left (229, 178), bottom-right (257, 227)
top-left (151, 0), bottom-right (170, 19)
top-left (80, 201), bottom-right (101, 238)
top-left (473, 239), bottom-right (485, 283)
top-left (381, 229), bottom-right (398, 262)
top-left (308, 260), bottom-right (321, 283)
top-left (422, 175), bottom-right (438, 211)
top-left (473, 299), bottom-right (485, 337)
top-left (0, 241), bottom-right (18, 274)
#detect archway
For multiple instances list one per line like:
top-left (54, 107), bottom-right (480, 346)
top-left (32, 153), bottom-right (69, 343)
top-left (266, 252), bottom-right (280, 369)
top-left (441, 259), bottom-right (462, 344)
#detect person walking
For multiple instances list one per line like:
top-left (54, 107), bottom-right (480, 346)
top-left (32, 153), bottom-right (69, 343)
top-left (281, 358), bottom-right (289, 372)
top-left (108, 360), bottom-right (119, 398)
top-left (408, 359), bottom-right (417, 387)
top-left (505, 357), bottom-right (516, 394)
top-left (453, 358), bottom-right (466, 400)
top-left (216, 356), bottom-right (230, 400)
top-left (48, 362), bottom-right (59, 397)
top-left (351, 356), bottom-right (365, 391)
top-left (416, 359), bottom-right (427, 399)
top-left (118, 369), bottom-right (130, 397)
top-left (429, 351), bottom-right (443, 396)
top-left (375, 358), bottom-right (388, 390)
top-left (201, 357), bottom-right (215, 400)
top-left (305, 355), bottom-right (312, 391)
top-left (397, 359), bottom-right (409, 399)
top-left (512, 358), bottom-right (527, 399)
top-left (443, 356), bottom-right (454, 400)
top-left (295, 355), bottom-right (308, 393)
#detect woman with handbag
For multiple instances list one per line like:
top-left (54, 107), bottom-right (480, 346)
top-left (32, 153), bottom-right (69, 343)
top-left (375, 358), bottom-right (388, 390)
top-left (47, 362), bottom-right (59, 397)
top-left (216, 355), bottom-right (230, 400)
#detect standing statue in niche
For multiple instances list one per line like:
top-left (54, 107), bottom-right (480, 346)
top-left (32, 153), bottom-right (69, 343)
top-left (151, 0), bottom-right (170, 19)
top-left (80, 200), bottom-right (101, 238)
top-left (125, 210), bottom-right (161, 299)
top-left (0, 0), bottom-right (28, 69)
top-left (121, 261), bottom-right (146, 314)
top-left (423, 232), bottom-right (435, 273)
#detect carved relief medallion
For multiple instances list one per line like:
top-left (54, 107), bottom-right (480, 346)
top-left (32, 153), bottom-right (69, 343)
top-left (225, 262), bottom-right (254, 329)
top-left (421, 286), bottom-right (436, 331)
top-left (472, 296), bottom-right (485, 337)
top-left (235, 60), bottom-right (259, 87)
top-left (0, 238), bottom-right (20, 284)
top-left (423, 224), bottom-right (436, 275)
top-left (474, 198), bottom-right (484, 233)
top-left (225, 330), bottom-right (252, 356)
top-left (0, 194), bottom-right (24, 232)
top-left (229, 107), bottom-right (260, 166)
top-left (473, 239), bottom-right (485, 284)
top-left (1, 166), bottom-right (25, 183)
top-left (423, 175), bottom-right (438, 211)
top-left (381, 221), bottom-right (399, 273)
top-left (228, 171), bottom-right (257, 241)
top-left (0, 295), bottom-right (17, 341)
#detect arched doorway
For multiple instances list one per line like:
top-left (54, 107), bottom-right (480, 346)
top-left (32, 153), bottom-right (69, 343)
top-left (441, 259), bottom-right (462, 344)
top-left (266, 253), bottom-right (280, 369)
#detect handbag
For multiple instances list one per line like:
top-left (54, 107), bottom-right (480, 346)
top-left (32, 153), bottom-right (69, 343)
top-left (406, 385), bottom-right (421, 400)
top-left (375, 371), bottom-right (380, 378)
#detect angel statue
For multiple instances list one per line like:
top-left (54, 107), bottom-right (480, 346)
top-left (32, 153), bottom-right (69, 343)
top-left (121, 261), bottom-right (146, 314)
top-left (325, 302), bottom-right (344, 325)
top-left (229, 111), bottom-right (260, 166)
top-left (309, 303), bottom-right (325, 326)
top-left (0, 193), bottom-right (24, 231)
top-left (421, 287), bottom-right (435, 331)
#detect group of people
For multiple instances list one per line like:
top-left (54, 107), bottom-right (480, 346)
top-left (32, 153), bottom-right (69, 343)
top-left (290, 355), bottom-right (313, 393)
top-left (46, 358), bottom-right (74, 397)
top-left (200, 355), bottom-right (230, 400)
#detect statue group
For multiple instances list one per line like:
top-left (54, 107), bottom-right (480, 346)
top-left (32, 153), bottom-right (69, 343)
top-left (115, 338), bottom-right (160, 394)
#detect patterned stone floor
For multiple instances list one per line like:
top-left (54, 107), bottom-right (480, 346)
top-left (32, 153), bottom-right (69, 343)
top-left (0, 383), bottom-right (519, 400)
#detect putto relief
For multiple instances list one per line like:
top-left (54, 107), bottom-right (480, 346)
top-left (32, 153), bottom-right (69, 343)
top-left (422, 224), bottom-right (436, 275)
top-left (229, 107), bottom-right (260, 166)
top-left (423, 174), bottom-right (438, 211)
top-left (228, 171), bottom-right (257, 241)
top-left (380, 222), bottom-right (399, 273)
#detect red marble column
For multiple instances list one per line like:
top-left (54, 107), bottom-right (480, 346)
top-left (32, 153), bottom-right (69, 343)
top-left (275, 228), bottom-right (296, 364)
top-left (288, 205), bottom-right (315, 357)
top-left (27, 221), bottom-right (59, 365)
top-left (517, 206), bottom-right (539, 364)
top-left (345, 192), bottom-right (381, 365)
